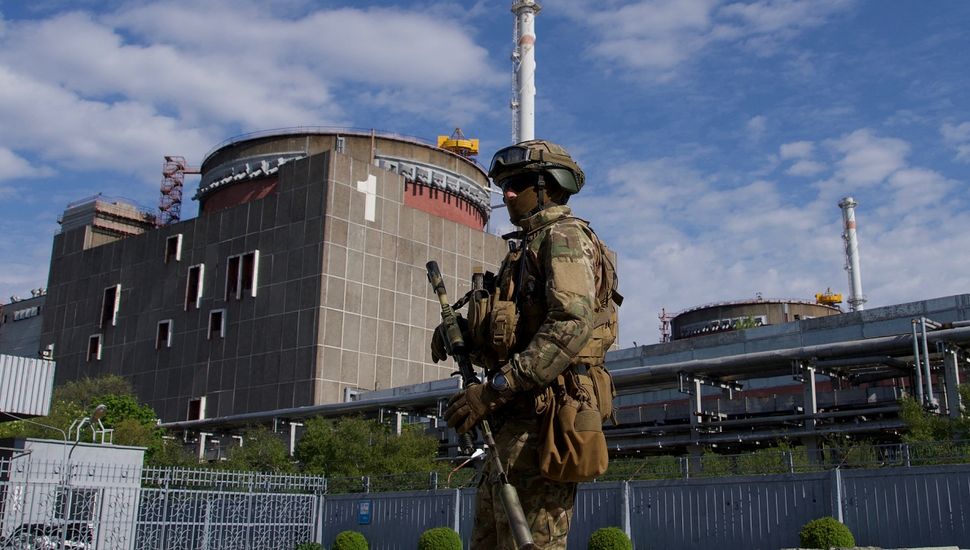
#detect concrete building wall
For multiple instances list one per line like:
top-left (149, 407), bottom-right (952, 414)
top-left (42, 134), bottom-right (506, 422)
top-left (0, 295), bottom-right (45, 358)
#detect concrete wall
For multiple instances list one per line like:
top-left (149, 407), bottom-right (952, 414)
top-left (0, 295), bottom-right (45, 358)
top-left (42, 136), bottom-right (506, 422)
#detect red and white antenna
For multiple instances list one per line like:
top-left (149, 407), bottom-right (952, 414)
top-left (839, 196), bottom-right (866, 311)
top-left (659, 308), bottom-right (673, 343)
top-left (158, 156), bottom-right (200, 226)
top-left (511, 1), bottom-right (540, 143)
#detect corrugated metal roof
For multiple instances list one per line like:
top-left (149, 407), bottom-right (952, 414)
top-left (0, 354), bottom-right (55, 417)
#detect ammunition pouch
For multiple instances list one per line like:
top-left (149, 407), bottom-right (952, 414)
top-left (537, 370), bottom-right (609, 483)
top-left (466, 288), bottom-right (491, 350)
top-left (585, 365), bottom-right (617, 425)
top-left (489, 299), bottom-right (517, 363)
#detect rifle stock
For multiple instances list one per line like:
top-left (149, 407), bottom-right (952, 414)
top-left (426, 261), bottom-right (535, 550)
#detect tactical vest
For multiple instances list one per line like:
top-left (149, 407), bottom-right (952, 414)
top-left (466, 216), bottom-right (622, 373)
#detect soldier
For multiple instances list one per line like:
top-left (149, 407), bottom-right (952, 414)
top-left (434, 140), bottom-right (619, 549)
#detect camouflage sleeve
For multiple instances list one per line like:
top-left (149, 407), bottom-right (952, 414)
top-left (506, 221), bottom-right (597, 391)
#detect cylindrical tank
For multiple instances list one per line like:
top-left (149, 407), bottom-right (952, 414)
top-left (671, 298), bottom-right (841, 340)
top-left (195, 128), bottom-right (492, 229)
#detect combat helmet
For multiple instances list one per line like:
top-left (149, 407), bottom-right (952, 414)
top-left (488, 139), bottom-right (585, 194)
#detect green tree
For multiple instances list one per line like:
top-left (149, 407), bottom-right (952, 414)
top-left (222, 426), bottom-right (296, 473)
top-left (148, 437), bottom-right (200, 468)
top-left (899, 397), bottom-right (954, 442)
top-left (295, 417), bottom-right (438, 477)
top-left (0, 375), bottom-right (163, 451)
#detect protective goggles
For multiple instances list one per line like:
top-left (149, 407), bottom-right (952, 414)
top-left (497, 173), bottom-right (541, 193)
top-left (489, 145), bottom-right (540, 175)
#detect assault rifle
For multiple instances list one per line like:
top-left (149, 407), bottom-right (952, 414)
top-left (426, 261), bottom-right (534, 550)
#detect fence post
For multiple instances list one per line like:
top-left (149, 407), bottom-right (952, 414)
top-left (363, 476), bottom-right (370, 493)
top-left (680, 456), bottom-right (690, 479)
top-left (430, 471), bottom-right (439, 491)
top-left (315, 492), bottom-right (326, 545)
top-left (903, 444), bottom-right (911, 467)
top-left (785, 450), bottom-right (795, 473)
top-left (452, 488), bottom-right (461, 534)
top-left (830, 468), bottom-right (844, 523)
top-left (621, 481), bottom-right (631, 540)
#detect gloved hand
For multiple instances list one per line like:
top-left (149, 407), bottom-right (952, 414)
top-left (443, 383), bottom-right (510, 434)
top-left (429, 315), bottom-right (469, 363)
top-left (430, 324), bottom-right (449, 363)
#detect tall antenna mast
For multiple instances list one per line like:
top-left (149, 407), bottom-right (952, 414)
top-left (839, 196), bottom-right (866, 311)
top-left (511, 1), bottom-right (541, 143)
top-left (159, 156), bottom-right (199, 226)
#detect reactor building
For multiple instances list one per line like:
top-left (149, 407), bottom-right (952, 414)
top-left (40, 129), bottom-right (507, 422)
top-left (670, 298), bottom-right (842, 340)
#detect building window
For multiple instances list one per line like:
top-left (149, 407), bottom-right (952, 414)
top-left (165, 234), bottom-right (183, 263)
top-left (55, 487), bottom-right (99, 521)
top-left (156, 319), bottom-right (173, 349)
top-left (187, 396), bottom-right (206, 420)
top-left (241, 251), bottom-right (259, 297)
top-left (100, 285), bottom-right (120, 328)
top-left (208, 309), bottom-right (225, 339)
top-left (225, 250), bottom-right (259, 300)
top-left (225, 256), bottom-right (240, 300)
top-left (87, 334), bottom-right (102, 362)
top-left (185, 264), bottom-right (204, 310)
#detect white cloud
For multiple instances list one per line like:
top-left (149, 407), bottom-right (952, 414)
top-left (578, 155), bottom-right (837, 343)
top-left (746, 115), bottom-right (767, 139)
top-left (957, 145), bottom-right (970, 161)
top-left (779, 140), bottom-right (813, 159)
top-left (0, 148), bottom-right (55, 182)
top-left (560, 0), bottom-right (856, 80)
top-left (0, 65), bottom-right (215, 185)
top-left (941, 121), bottom-right (970, 142)
top-left (579, 127), bottom-right (969, 346)
top-left (941, 121), bottom-right (970, 162)
top-left (779, 141), bottom-right (825, 176)
top-left (828, 129), bottom-right (909, 187)
top-left (718, 0), bottom-right (855, 35)
top-left (786, 159), bottom-right (825, 177)
top-left (0, 2), bottom-right (504, 187)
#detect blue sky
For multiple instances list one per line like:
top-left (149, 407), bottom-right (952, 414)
top-left (0, 0), bottom-right (968, 346)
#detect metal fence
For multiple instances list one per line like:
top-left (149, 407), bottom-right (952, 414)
top-left (2, 443), bottom-right (970, 549)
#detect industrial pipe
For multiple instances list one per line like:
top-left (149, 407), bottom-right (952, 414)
top-left (612, 326), bottom-right (970, 393)
top-left (160, 326), bottom-right (970, 432)
top-left (912, 320), bottom-right (924, 405)
top-left (920, 317), bottom-right (936, 408)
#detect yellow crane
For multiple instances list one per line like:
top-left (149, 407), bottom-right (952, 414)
top-left (437, 128), bottom-right (479, 158)
top-left (815, 288), bottom-right (843, 307)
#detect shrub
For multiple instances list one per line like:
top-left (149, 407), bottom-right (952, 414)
top-left (296, 544), bottom-right (324, 550)
top-left (799, 516), bottom-right (855, 549)
top-left (418, 527), bottom-right (462, 550)
top-left (588, 527), bottom-right (632, 550)
top-left (332, 530), bottom-right (368, 550)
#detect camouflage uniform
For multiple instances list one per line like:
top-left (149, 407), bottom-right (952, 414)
top-left (471, 204), bottom-right (599, 550)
